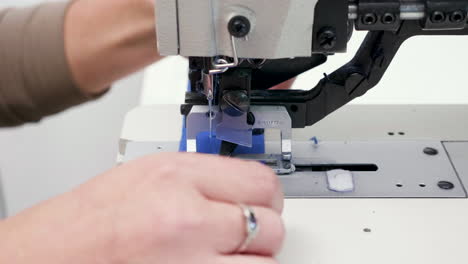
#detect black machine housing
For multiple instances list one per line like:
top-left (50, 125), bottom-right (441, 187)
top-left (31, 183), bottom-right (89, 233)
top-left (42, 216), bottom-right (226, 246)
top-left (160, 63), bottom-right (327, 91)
top-left (183, 0), bottom-right (468, 129)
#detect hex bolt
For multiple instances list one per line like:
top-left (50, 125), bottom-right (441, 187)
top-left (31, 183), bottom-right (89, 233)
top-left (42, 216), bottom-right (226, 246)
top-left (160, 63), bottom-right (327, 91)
top-left (228, 16), bottom-right (251, 38)
top-left (450, 10), bottom-right (465, 23)
top-left (438, 181), bottom-right (455, 190)
top-left (317, 28), bottom-right (337, 50)
top-left (382, 13), bottom-right (396, 24)
top-left (431, 11), bottom-right (446, 23)
top-left (362, 13), bottom-right (378, 25)
top-left (423, 147), bottom-right (439, 156)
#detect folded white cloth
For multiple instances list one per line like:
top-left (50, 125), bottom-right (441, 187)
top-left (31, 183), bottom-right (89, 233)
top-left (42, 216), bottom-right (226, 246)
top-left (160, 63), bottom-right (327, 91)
top-left (326, 169), bottom-right (355, 193)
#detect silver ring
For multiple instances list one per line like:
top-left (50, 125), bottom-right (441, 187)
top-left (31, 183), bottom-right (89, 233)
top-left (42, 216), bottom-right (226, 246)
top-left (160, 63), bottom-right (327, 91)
top-left (236, 204), bottom-right (260, 253)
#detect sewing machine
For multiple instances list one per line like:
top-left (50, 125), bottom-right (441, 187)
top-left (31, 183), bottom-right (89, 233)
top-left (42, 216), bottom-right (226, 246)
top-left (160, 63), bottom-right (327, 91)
top-left (119, 1), bottom-right (468, 263)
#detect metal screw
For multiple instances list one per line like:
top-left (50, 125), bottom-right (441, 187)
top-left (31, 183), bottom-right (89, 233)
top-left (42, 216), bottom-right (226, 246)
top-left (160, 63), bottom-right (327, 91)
top-left (317, 29), bottom-right (337, 50)
top-left (362, 13), bottom-right (377, 25)
top-left (431, 11), bottom-right (446, 23)
top-left (438, 181), bottom-right (455, 190)
top-left (228, 16), bottom-right (251, 38)
top-left (423, 147), bottom-right (439, 156)
top-left (450, 10), bottom-right (465, 23)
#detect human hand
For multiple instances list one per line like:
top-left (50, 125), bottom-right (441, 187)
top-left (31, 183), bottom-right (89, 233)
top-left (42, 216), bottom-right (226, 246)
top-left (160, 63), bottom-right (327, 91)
top-left (270, 78), bottom-right (296, 90)
top-left (0, 153), bottom-right (285, 264)
top-left (65, 0), bottom-right (161, 95)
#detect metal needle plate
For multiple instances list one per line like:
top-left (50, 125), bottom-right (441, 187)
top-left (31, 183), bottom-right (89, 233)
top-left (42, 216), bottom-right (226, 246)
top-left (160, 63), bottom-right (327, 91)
top-left (280, 141), bottom-right (467, 198)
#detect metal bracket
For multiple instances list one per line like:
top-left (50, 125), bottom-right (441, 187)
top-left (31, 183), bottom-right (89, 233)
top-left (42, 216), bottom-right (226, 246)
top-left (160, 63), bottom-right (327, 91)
top-left (209, 36), bottom-right (240, 75)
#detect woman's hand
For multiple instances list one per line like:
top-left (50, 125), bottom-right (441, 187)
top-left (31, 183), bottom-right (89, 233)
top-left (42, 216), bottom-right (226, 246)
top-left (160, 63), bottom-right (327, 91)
top-left (65, 0), bottom-right (162, 95)
top-left (0, 153), bottom-right (285, 264)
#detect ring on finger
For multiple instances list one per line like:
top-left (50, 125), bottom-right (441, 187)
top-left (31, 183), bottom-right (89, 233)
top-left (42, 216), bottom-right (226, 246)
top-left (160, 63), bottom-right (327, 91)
top-left (236, 204), bottom-right (260, 253)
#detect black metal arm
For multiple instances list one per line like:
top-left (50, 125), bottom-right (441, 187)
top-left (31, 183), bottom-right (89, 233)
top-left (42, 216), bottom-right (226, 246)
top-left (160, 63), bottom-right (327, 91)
top-left (251, 20), bottom-right (468, 128)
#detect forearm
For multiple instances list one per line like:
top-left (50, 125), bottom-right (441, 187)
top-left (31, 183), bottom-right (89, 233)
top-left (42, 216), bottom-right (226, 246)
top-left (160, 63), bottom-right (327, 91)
top-left (65, 0), bottom-right (161, 95)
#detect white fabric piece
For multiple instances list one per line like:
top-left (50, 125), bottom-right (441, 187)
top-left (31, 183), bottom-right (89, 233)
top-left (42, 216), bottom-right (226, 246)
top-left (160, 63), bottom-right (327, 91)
top-left (326, 169), bottom-right (355, 193)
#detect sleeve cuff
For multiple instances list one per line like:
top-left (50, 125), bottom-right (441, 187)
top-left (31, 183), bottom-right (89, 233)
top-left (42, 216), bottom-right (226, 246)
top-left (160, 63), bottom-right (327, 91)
top-left (0, 1), bottom-right (108, 126)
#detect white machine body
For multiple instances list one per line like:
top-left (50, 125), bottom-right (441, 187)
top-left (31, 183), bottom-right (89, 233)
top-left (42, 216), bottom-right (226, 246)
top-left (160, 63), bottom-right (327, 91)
top-left (155, 0), bottom-right (319, 59)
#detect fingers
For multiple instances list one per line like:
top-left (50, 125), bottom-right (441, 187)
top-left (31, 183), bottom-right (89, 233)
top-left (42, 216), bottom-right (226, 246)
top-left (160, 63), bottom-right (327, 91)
top-left (185, 154), bottom-right (284, 213)
top-left (218, 255), bottom-right (279, 264)
top-left (150, 153), bottom-right (283, 213)
top-left (208, 202), bottom-right (285, 256)
top-left (269, 78), bottom-right (295, 90)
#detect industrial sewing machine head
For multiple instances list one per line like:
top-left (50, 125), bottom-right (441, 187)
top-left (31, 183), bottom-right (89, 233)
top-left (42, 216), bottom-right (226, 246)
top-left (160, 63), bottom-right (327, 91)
top-left (155, 0), bottom-right (468, 176)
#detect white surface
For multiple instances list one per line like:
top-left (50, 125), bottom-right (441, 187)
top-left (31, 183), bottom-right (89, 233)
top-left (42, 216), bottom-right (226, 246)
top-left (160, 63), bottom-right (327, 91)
top-left (0, 0), bottom-right (59, 6)
top-left (141, 56), bottom-right (188, 105)
top-left (121, 104), bottom-right (468, 264)
top-left (279, 199), bottom-right (468, 264)
top-left (121, 105), bottom-right (182, 142)
top-left (142, 32), bottom-right (468, 105)
top-left (172, 0), bottom-right (317, 58)
top-left (0, 74), bottom-right (143, 215)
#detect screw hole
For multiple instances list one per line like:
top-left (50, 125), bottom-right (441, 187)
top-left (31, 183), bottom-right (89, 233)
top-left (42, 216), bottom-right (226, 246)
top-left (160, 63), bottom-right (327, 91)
top-left (434, 14), bottom-right (444, 21)
top-left (423, 147), bottom-right (439, 156)
top-left (453, 14), bottom-right (463, 22)
top-left (419, 183), bottom-right (426, 188)
top-left (431, 11), bottom-right (446, 23)
top-left (363, 228), bottom-right (372, 233)
top-left (438, 181), bottom-right (455, 190)
top-left (363, 13), bottom-right (377, 25)
top-left (396, 183), bottom-right (403, 188)
top-left (157, 146), bottom-right (162, 150)
top-left (388, 132), bottom-right (395, 136)
top-left (450, 11), bottom-right (465, 23)
top-left (399, 132), bottom-right (405, 135)
top-left (382, 13), bottom-right (396, 24)
top-left (290, 105), bottom-right (299, 113)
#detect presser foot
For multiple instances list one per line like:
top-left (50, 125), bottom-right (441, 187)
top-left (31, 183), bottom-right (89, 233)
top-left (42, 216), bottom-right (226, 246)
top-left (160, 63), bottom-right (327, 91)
top-left (186, 105), bottom-right (293, 165)
top-left (234, 154), bottom-right (296, 175)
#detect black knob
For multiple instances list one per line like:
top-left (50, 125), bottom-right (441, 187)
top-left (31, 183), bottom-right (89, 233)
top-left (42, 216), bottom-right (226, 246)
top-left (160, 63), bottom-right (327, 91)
top-left (228, 16), bottom-right (251, 38)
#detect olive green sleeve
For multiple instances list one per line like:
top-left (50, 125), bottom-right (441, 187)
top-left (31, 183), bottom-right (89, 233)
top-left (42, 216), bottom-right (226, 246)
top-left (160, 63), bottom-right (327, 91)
top-left (0, 2), bottom-right (96, 127)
